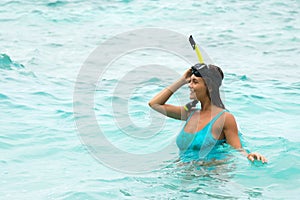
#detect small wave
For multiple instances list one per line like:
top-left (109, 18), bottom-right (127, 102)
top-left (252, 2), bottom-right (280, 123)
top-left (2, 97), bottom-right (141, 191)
top-left (46, 1), bottom-right (67, 7)
top-left (269, 11), bottom-right (283, 17)
top-left (0, 54), bottom-right (24, 70)
top-left (31, 91), bottom-right (61, 101)
top-left (291, 81), bottom-right (300, 89)
top-left (0, 1), bottom-right (21, 7)
top-left (239, 75), bottom-right (248, 81)
top-left (225, 73), bottom-right (250, 82)
top-left (88, 177), bottom-right (134, 183)
top-left (0, 93), bottom-right (9, 100)
top-left (146, 77), bottom-right (162, 83)
top-left (120, 0), bottom-right (134, 3)
top-left (56, 191), bottom-right (117, 200)
top-left (0, 141), bottom-right (14, 149)
top-left (19, 71), bottom-right (37, 78)
top-left (119, 189), bottom-right (132, 197)
top-left (249, 94), bottom-right (266, 100)
top-left (3, 101), bottom-right (35, 111)
top-left (56, 109), bottom-right (73, 119)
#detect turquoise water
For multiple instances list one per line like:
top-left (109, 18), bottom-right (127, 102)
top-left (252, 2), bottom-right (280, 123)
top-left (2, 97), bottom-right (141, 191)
top-left (1, 0), bottom-right (300, 199)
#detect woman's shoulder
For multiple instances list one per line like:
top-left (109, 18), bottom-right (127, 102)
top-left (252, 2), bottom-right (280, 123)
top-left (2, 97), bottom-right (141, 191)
top-left (223, 110), bottom-right (238, 127)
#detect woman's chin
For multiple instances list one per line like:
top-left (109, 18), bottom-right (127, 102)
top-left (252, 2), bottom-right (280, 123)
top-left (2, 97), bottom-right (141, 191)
top-left (189, 94), bottom-right (196, 100)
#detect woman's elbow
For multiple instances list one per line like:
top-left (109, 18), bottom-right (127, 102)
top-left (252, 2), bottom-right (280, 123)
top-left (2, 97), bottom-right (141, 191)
top-left (148, 101), bottom-right (160, 111)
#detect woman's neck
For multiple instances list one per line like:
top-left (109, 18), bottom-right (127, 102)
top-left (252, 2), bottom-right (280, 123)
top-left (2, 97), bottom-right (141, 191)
top-left (200, 98), bottom-right (213, 111)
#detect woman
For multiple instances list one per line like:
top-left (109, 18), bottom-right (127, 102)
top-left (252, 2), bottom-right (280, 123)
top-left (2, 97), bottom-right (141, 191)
top-left (148, 63), bottom-right (267, 163)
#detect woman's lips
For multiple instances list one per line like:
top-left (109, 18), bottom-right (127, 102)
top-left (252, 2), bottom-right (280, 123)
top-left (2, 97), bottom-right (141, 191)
top-left (190, 90), bottom-right (195, 97)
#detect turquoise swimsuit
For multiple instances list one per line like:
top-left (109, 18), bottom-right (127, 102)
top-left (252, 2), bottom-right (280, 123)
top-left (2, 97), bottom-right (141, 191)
top-left (176, 109), bottom-right (227, 162)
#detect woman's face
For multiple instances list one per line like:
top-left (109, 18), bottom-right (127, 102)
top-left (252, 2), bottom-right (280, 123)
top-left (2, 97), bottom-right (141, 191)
top-left (189, 74), bottom-right (208, 100)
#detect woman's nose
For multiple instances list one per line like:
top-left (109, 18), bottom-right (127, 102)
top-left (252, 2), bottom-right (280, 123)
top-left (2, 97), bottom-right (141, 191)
top-left (188, 81), bottom-right (193, 88)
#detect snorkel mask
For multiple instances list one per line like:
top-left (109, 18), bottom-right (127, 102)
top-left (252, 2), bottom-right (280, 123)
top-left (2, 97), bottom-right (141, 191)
top-left (191, 63), bottom-right (209, 77)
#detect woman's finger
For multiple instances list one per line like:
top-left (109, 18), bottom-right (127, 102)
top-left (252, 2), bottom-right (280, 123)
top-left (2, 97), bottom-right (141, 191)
top-left (261, 156), bottom-right (268, 163)
top-left (247, 154), bottom-right (254, 162)
top-left (248, 153), bottom-right (268, 164)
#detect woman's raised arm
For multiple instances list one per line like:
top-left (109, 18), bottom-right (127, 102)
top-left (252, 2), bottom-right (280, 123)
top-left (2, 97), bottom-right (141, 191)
top-left (148, 69), bottom-right (192, 120)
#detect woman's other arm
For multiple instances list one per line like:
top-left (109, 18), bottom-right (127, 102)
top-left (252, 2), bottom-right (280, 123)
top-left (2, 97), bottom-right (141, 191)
top-left (223, 113), bottom-right (268, 163)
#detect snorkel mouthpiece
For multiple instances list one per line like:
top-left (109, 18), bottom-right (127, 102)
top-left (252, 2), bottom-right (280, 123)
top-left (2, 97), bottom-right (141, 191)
top-left (184, 100), bottom-right (198, 111)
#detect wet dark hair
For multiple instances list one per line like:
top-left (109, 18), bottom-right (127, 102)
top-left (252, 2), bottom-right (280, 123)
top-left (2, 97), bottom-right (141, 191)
top-left (191, 63), bottom-right (225, 109)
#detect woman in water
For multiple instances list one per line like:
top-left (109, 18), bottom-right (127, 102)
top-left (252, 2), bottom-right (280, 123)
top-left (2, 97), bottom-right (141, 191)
top-left (148, 63), bottom-right (267, 163)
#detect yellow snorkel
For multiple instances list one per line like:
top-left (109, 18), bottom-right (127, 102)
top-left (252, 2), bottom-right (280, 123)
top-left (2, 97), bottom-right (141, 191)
top-left (184, 35), bottom-right (203, 112)
top-left (189, 35), bottom-right (204, 64)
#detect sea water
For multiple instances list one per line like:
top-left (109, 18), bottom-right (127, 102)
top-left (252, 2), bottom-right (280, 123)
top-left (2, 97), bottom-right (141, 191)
top-left (1, 0), bottom-right (299, 199)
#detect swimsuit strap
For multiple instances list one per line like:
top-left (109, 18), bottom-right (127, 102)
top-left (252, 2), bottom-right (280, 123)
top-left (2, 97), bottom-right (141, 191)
top-left (210, 109), bottom-right (228, 125)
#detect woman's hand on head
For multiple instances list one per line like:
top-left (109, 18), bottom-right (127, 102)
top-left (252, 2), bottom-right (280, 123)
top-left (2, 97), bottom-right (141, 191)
top-left (247, 152), bottom-right (268, 163)
top-left (182, 68), bottom-right (192, 83)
